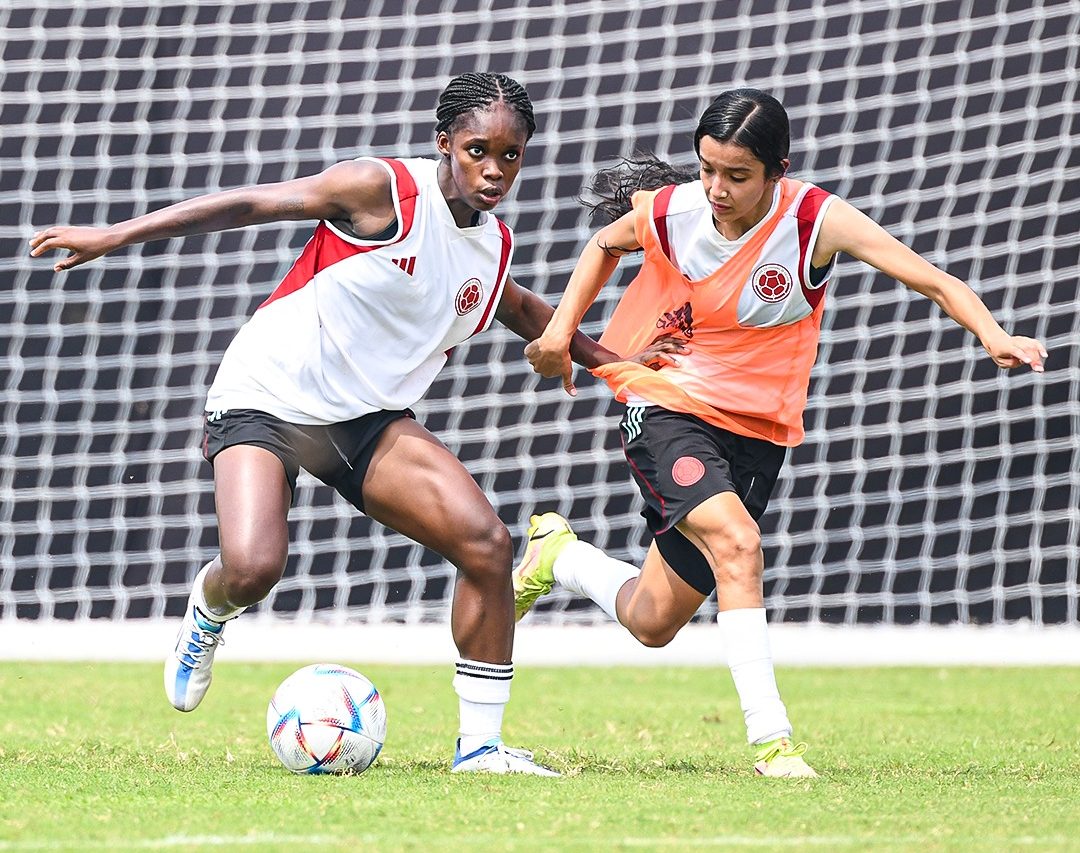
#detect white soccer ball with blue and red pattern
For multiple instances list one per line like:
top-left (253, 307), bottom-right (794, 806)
top-left (266, 663), bottom-right (386, 774)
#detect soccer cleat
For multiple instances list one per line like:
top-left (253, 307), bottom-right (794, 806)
top-left (451, 738), bottom-right (561, 777)
top-left (753, 737), bottom-right (819, 778)
top-left (164, 578), bottom-right (229, 712)
top-left (512, 512), bottom-right (577, 621)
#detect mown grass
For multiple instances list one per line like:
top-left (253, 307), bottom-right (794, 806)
top-left (1, 663), bottom-right (1078, 851)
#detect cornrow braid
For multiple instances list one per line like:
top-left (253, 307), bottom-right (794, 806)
top-left (435, 72), bottom-right (536, 139)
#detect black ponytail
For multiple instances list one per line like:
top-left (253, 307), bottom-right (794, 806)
top-left (584, 88), bottom-right (790, 223)
top-left (582, 155), bottom-right (697, 223)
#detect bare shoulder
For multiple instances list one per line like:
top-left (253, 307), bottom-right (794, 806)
top-left (815, 197), bottom-right (880, 258)
top-left (321, 159), bottom-right (393, 209)
top-left (319, 159), bottom-right (396, 234)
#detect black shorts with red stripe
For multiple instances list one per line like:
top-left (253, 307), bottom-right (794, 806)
top-left (202, 407), bottom-right (413, 513)
top-left (619, 405), bottom-right (786, 595)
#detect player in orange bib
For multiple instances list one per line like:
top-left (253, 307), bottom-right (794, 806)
top-left (513, 88), bottom-right (1047, 777)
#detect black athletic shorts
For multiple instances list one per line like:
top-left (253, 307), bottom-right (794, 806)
top-left (619, 406), bottom-right (787, 595)
top-left (202, 408), bottom-right (413, 513)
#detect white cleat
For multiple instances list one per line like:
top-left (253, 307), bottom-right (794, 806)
top-left (164, 572), bottom-right (228, 712)
top-left (451, 738), bottom-right (561, 777)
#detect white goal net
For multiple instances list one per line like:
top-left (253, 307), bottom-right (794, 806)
top-left (2, 0), bottom-right (1078, 634)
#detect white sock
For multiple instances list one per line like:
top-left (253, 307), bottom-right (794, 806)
top-left (192, 560), bottom-right (245, 622)
top-left (716, 608), bottom-right (792, 745)
top-left (453, 659), bottom-right (512, 755)
top-left (552, 540), bottom-right (639, 623)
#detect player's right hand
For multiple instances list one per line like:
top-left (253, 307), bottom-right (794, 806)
top-left (626, 333), bottom-right (690, 370)
top-left (29, 226), bottom-right (119, 271)
top-left (525, 336), bottom-right (576, 396)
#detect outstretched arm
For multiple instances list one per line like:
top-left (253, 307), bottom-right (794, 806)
top-left (496, 276), bottom-right (686, 390)
top-left (496, 277), bottom-right (615, 369)
top-left (29, 159), bottom-right (395, 272)
top-left (524, 210), bottom-right (642, 394)
top-left (815, 199), bottom-right (1047, 372)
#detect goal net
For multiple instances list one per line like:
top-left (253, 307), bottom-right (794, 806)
top-left (2, 0), bottom-right (1078, 634)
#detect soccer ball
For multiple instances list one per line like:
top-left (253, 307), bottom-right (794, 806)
top-left (266, 663), bottom-right (387, 774)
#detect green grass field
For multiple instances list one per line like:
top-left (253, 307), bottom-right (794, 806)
top-left (2, 663), bottom-right (1078, 851)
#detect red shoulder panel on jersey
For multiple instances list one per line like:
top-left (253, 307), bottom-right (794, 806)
top-left (259, 223), bottom-right (379, 309)
top-left (796, 186), bottom-right (832, 308)
top-left (381, 158), bottom-right (419, 242)
top-left (652, 184), bottom-right (676, 264)
top-left (468, 219), bottom-right (514, 338)
top-left (259, 160), bottom-right (421, 310)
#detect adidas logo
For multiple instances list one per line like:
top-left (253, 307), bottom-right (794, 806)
top-left (392, 256), bottom-right (416, 276)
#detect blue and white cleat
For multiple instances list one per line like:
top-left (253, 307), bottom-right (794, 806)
top-left (164, 572), bottom-right (228, 712)
top-left (451, 738), bottom-right (561, 777)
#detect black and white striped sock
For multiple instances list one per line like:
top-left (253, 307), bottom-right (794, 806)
top-left (453, 659), bottom-right (513, 755)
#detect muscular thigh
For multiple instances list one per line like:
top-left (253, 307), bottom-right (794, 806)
top-left (676, 492), bottom-right (760, 561)
top-left (357, 418), bottom-right (501, 560)
top-left (213, 444), bottom-right (292, 569)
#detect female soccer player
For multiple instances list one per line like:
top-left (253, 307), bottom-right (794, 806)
top-left (29, 72), bottom-right (670, 776)
top-left (512, 88), bottom-right (1048, 777)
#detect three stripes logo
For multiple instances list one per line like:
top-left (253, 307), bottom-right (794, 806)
top-left (621, 406), bottom-right (645, 443)
top-left (392, 256), bottom-right (416, 276)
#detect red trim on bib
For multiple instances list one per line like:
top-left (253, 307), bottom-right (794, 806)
top-left (795, 186), bottom-right (831, 308)
top-left (259, 224), bottom-right (375, 308)
top-left (652, 184), bottom-right (676, 264)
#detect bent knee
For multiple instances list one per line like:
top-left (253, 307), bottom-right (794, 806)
top-left (219, 547), bottom-right (287, 605)
top-left (723, 522), bottom-right (762, 558)
top-left (702, 522), bottom-right (761, 566)
top-left (453, 518), bottom-right (514, 579)
top-left (633, 625), bottom-right (679, 648)
top-left (626, 611), bottom-right (682, 648)
top-left (699, 523), bottom-right (762, 587)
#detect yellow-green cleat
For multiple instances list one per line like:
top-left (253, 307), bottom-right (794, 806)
top-left (512, 512), bottom-right (577, 621)
top-left (753, 737), bottom-right (819, 778)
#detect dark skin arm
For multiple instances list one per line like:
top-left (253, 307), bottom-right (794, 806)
top-left (496, 277), bottom-right (688, 394)
top-left (29, 160), bottom-right (397, 271)
top-left (525, 211), bottom-right (642, 393)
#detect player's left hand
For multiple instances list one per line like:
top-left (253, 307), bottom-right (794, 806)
top-left (983, 335), bottom-right (1048, 372)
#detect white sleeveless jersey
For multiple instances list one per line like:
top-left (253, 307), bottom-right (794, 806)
top-left (205, 157), bottom-right (514, 425)
top-left (659, 179), bottom-right (836, 327)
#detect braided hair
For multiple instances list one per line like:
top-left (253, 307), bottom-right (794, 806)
top-left (435, 72), bottom-right (536, 140)
top-left (584, 88), bottom-right (790, 223)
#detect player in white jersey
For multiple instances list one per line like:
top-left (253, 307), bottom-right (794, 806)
top-left (30, 72), bottom-right (677, 777)
top-left (512, 88), bottom-right (1047, 778)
